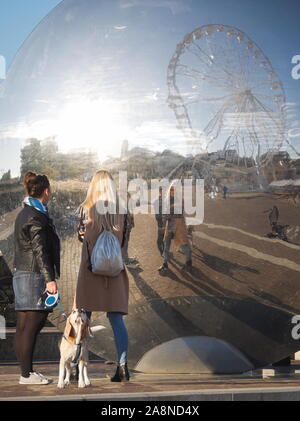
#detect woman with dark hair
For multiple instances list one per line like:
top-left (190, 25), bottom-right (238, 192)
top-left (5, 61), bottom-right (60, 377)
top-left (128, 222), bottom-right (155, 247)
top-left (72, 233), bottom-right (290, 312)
top-left (13, 172), bottom-right (60, 385)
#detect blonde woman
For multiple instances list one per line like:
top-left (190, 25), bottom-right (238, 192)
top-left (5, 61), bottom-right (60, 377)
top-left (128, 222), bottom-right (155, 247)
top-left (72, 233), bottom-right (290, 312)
top-left (75, 170), bottom-right (130, 382)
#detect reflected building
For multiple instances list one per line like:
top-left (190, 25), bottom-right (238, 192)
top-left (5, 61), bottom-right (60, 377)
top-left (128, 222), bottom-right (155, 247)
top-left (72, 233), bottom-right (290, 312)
top-left (121, 139), bottom-right (129, 160)
top-left (0, 0), bottom-right (300, 373)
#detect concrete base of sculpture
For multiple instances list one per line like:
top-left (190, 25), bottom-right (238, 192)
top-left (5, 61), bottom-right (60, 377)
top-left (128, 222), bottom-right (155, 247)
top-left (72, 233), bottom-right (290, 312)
top-left (135, 336), bottom-right (254, 374)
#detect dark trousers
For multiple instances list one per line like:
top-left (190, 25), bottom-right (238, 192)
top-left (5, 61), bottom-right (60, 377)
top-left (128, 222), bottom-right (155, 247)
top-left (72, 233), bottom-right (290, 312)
top-left (157, 226), bottom-right (164, 255)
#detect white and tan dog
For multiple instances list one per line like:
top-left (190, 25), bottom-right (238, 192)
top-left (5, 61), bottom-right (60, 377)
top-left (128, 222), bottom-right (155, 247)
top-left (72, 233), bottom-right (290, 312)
top-left (57, 309), bottom-right (93, 389)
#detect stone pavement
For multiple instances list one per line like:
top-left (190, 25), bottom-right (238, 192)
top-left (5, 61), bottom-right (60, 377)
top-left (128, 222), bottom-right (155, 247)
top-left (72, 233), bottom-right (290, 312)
top-left (1, 361), bottom-right (300, 401)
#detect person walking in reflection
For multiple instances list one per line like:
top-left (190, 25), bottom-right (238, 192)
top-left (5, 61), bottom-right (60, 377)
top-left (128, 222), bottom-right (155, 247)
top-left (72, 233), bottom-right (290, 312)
top-left (223, 185), bottom-right (228, 200)
top-left (75, 170), bottom-right (130, 382)
top-left (264, 205), bottom-right (289, 242)
top-left (13, 172), bottom-right (60, 385)
top-left (121, 194), bottom-right (138, 268)
top-left (153, 187), bottom-right (165, 255)
top-left (158, 183), bottom-right (192, 273)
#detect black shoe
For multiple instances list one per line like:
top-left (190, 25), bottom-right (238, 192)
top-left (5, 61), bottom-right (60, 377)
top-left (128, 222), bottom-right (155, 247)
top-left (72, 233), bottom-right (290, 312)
top-left (121, 363), bottom-right (130, 381)
top-left (182, 260), bottom-right (192, 272)
top-left (110, 363), bottom-right (130, 382)
top-left (158, 262), bottom-right (168, 272)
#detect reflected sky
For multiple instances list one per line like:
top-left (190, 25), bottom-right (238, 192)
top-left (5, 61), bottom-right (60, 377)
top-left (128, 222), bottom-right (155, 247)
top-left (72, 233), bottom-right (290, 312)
top-left (0, 0), bottom-right (299, 176)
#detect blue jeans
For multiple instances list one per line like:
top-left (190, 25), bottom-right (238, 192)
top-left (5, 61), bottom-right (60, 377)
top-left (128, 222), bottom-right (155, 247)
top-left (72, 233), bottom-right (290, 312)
top-left (107, 312), bottom-right (128, 365)
top-left (13, 270), bottom-right (47, 311)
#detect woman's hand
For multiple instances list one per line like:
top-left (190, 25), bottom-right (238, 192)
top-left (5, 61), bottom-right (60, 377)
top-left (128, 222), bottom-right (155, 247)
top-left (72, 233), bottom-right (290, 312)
top-left (46, 281), bottom-right (57, 294)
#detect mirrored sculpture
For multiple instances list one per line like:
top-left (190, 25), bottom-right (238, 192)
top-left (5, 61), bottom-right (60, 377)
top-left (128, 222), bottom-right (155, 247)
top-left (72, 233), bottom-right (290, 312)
top-left (0, 0), bottom-right (299, 373)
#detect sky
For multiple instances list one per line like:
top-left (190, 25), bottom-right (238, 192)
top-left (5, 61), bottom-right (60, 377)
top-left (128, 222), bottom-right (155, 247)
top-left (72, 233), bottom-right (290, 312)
top-left (0, 0), bottom-right (299, 177)
top-left (0, 0), bottom-right (61, 176)
top-left (0, 0), bottom-right (299, 90)
top-left (0, 0), bottom-right (61, 67)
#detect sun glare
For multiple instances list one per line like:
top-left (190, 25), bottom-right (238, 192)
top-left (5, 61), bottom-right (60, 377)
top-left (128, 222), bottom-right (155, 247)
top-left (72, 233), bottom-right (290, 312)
top-left (56, 98), bottom-right (129, 160)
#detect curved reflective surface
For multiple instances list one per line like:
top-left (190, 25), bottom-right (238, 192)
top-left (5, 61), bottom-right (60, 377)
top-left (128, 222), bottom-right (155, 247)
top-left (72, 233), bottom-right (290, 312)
top-left (0, 0), bottom-right (300, 371)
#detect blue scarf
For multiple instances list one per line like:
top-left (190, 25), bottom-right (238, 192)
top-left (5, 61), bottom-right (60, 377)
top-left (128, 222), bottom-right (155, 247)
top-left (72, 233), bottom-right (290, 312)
top-left (23, 196), bottom-right (49, 216)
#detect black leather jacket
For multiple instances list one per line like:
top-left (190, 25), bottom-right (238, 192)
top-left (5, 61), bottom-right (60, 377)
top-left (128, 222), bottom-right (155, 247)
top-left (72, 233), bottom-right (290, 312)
top-left (14, 204), bottom-right (60, 283)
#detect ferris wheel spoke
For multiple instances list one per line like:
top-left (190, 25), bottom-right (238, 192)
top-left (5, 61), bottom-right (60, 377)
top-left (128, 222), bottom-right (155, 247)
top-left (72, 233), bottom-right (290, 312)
top-left (239, 52), bottom-right (266, 89)
top-left (204, 112), bottom-right (225, 140)
top-left (255, 93), bottom-right (281, 102)
top-left (223, 131), bottom-right (235, 153)
top-left (175, 64), bottom-right (233, 90)
top-left (249, 96), bottom-right (281, 147)
top-left (189, 40), bottom-right (215, 65)
top-left (175, 71), bottom-right (232, 91)
top-left (221, 35), bottom-right (252, 85)
top-left (204, 36), bottom-right (240, 82)
top-left (241, 135), bottom-right (250, 161)
top-left (181, 53), bottom-right (233, 88)
top-left (235, 50), bottom-right (250, 87)
top-left (254, 93), bottom-right (282, 105)
top-left (252, 96), bottom-right (283, 131)
top-left (180, 93), bottom-right (235, 107)
top-left (204, 100), bottom-right (238, 142)
top-left (249, 78), bottom-right (275, 91)
top-left (189, 41), bottom-right (238, 88)
top-left (176, 63), bottom-right (214, 80)
top-left (235, 40), bottom-right (259, 86)
top-left (248, 104), bottom-right (269, 153)
top-left (186, 43), bottom-right (215, 70)
top-left (226, 96), bottom-right (256, 157)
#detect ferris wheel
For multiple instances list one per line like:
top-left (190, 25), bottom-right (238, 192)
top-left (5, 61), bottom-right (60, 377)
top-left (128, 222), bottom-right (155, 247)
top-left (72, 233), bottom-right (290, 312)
top-left (167, 24), bottom-right (287, 169)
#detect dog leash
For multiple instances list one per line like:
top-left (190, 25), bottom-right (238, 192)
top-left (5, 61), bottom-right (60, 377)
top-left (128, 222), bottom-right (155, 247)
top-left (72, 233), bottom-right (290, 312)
top-left (57, 301), bottom-right (67, 321)
top-left (62, 334), bottom-right (83, 366)
top-left (72, 343), bottom-right (82, 366)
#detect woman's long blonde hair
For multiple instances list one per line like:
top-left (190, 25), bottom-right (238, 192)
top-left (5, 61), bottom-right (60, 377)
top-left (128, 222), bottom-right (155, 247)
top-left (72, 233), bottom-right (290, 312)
top-left (80, 170), bottom-right (120, 232)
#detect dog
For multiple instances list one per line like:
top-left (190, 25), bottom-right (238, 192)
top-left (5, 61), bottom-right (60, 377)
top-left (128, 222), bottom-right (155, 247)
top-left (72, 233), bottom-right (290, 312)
top-left (57, 309), bottom-right (93, 389)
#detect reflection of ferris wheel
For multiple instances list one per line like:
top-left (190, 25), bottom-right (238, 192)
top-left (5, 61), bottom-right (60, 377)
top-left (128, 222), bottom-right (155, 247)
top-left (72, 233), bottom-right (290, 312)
top-left (167, 24), bottom-right (286, 168)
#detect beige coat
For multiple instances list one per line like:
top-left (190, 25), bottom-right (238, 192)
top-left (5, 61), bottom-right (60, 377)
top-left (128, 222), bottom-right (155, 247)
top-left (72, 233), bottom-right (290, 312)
top-left (163, 216), bottom-right (190, 249)
top-left (75, 215), bottom-right (129, 314)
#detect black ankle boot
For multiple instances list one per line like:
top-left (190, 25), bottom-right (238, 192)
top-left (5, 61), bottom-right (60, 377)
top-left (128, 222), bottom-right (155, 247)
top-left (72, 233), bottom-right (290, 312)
top-left (110, 363), bottom-right (130, 382)
top-left (158, 262), bottom-right (168, 272)
top-left (110, 365), bottom-right (122, 382)
top-left (121, 363), bottom-right (130, 381)
top-left (182, 260), bottom-right (192, 272)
